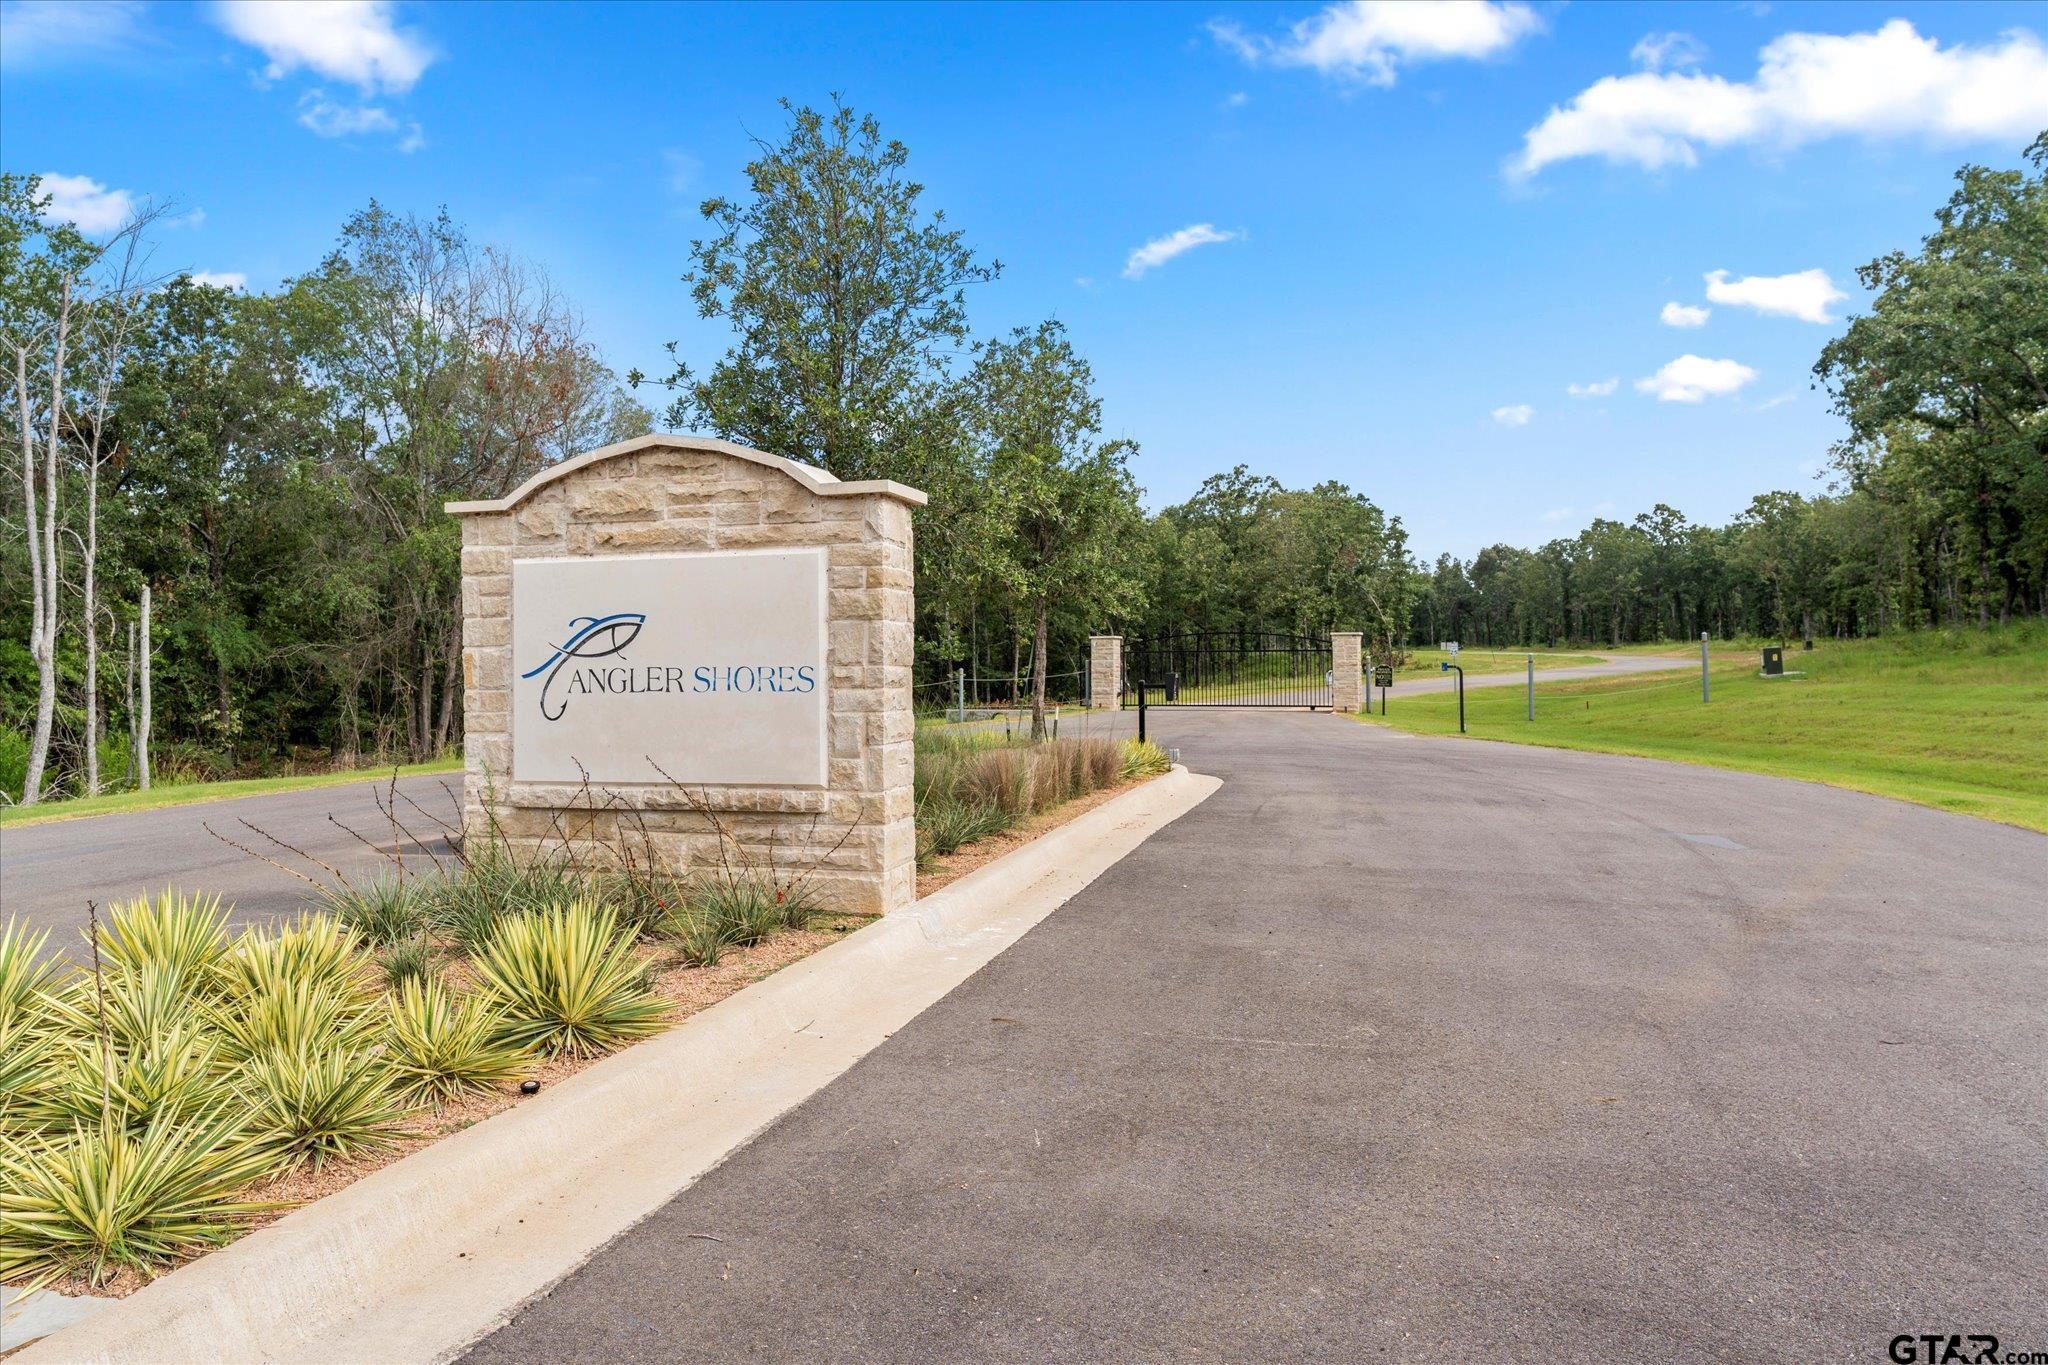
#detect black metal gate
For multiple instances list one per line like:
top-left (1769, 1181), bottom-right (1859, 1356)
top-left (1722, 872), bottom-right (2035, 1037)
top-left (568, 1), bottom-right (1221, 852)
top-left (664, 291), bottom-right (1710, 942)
top-left (1123, 632), bottom-right (1331, 736)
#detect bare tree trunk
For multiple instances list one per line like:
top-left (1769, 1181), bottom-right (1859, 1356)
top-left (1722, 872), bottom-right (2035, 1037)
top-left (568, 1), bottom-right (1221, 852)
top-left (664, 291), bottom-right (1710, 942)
top-left (84, 481), bottom-right (100, 794)
top-left (137, 584), bottom-right (152, 790)
top-left (431, 622), bottom-right (460, 756)
top-left (15, 285), bottom-right (71, 806)
top-left (125, 619), bottom-right (138, 787)
top-left (1029, 598), bottom-right (1049, 742)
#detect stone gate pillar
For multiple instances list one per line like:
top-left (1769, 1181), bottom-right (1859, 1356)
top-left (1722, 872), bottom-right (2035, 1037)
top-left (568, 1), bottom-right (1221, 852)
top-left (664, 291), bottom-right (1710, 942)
top-left (447, 434), bottom-right (927, 915)
top-left (1089, 635), bottom-right (1122, 710)
top-left (1333, 632), bottom-right (1363, 713)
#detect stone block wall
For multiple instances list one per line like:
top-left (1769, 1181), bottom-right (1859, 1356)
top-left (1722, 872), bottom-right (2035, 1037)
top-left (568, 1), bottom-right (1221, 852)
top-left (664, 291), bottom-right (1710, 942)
top-left (1089, 635), bottom-right (1122, 710)
top-left (449, 435), bottom-right (924, 915)
top-left (1333, 632), bottom-right (1363, 713)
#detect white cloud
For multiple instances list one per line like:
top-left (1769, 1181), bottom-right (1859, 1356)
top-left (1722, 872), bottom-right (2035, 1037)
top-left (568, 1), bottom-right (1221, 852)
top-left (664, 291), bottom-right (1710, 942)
top-left (189, 271), bottom-right (248, 290)
top-left (1123, 223), bottom-right (1241, 279)
top-left (1567, 377), bottom-right (1619, 397)
top-left (1, 0), bottom-right (145, 67)
top-left (1635, 354), bottom-right (1759, 403)
top-left (35, 173), bottom-right (137, 233)
top-left (1660, 301), bottom-right (1711, 328)
top-left (1630, 31), bottom-right (1705, 72)
top-left (213, 0), bottom-right (433, 93)
top-left (296, 90), bottom-right (421, 149)
top-left (1491, 403), bottom-right (1534, 427)
top-left (1223, 90), bottom-right (1250, 108)
top-left (1211, 0), bottom-right (1540, 86)
top-left (1703, 267), bottom-right (1845, 323)
top-left (1509, 20), bottom-right (2048, 179)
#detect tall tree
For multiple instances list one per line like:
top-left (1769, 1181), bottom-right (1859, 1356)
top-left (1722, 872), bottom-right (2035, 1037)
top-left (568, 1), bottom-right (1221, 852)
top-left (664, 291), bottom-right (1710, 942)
top-left (657, 96), bottom-right (999, 488)
top-left (968, 320), bottom-right (1145, 739)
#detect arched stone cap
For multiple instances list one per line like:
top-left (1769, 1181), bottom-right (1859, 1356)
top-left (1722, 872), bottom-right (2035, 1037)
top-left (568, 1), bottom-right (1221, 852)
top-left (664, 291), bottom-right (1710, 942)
top-left (443, 433), bottom-right (928, 516)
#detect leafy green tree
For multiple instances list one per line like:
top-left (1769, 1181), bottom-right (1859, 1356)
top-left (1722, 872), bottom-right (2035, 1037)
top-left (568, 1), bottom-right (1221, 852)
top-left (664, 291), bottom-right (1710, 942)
top-left (967, 320), bottom-right (1144, 738)
top-left (1818, 133), bottom-right (2048, 624)
top-left (658, 97), bottom-right (999, 487)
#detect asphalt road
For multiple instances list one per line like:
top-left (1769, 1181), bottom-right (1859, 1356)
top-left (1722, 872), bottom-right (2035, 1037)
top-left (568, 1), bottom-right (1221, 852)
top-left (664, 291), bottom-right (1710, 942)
top-left (467, 709), bottom-right (2046, 1363)
top-left (0, 774), bottom-right (461, 952)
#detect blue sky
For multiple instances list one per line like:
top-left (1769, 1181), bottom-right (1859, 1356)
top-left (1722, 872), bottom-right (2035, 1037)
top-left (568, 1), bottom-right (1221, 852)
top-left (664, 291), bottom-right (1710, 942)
top-left (6, 0), bottom-right (2046, 559)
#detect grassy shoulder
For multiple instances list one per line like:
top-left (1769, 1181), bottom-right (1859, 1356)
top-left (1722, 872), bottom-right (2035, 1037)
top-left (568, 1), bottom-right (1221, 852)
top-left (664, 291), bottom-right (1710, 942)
top-left (1358, 627), bottom-right (2048, 834)
top-left (0, 757), bottom-right (465, 829)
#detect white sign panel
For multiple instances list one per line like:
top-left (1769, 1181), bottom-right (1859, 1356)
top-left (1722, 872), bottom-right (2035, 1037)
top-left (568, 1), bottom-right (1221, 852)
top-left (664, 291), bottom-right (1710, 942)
top-left (511, 550), bottom-right (826, 787)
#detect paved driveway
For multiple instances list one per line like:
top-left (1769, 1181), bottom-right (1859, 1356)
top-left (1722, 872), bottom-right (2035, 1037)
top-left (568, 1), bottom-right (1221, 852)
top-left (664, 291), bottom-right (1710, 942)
top-left (467, 711), bottom-right (2047, 1362)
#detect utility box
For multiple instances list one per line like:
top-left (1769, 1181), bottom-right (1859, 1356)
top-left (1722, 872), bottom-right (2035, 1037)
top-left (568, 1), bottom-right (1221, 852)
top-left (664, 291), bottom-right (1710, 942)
top-left (1761, 647), bottom-right (1785, 676)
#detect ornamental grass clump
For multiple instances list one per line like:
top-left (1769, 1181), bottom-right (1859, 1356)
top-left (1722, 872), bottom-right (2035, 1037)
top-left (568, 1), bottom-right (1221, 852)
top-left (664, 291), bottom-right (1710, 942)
top-left (318, 877), bottom-right (430, 948)
top-left (0, 1109), bottom-right (282, 1291)
top-left (472, 902), bottom-right (667, 1058)
top-left (382, 977), bottom-right (531, 1108)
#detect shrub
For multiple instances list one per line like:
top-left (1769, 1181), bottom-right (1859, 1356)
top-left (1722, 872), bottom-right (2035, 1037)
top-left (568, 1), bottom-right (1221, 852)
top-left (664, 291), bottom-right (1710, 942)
top-left (473, 903), bottom-right (667, 1058)
top-left (92, 891), bottom-right (232, 992)
top-left (0, 1015), bottom-right (67, 1136)
top-left (317, 877), bottom-right (429, 948)
top-left (381, 977), bottom-right (530, 1108)
top-left (236, 1044), bottom-right (412, 1172)
top-left (0, 1109), bottom-right (281, 1290)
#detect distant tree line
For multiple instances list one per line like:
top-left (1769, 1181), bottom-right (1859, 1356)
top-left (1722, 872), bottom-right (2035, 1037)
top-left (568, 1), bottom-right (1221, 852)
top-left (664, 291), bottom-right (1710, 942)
top-left (3, 115), bottom-right (2041, 802)
top-left (1405, 135), bottom-right (2047, 650)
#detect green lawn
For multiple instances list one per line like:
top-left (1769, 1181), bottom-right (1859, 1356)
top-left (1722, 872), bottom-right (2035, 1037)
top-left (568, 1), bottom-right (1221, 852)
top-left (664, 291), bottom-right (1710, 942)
top-left (0, 756), bottom-right (464, 828)
top-left (1358, 627), bottom-right (2048, 834)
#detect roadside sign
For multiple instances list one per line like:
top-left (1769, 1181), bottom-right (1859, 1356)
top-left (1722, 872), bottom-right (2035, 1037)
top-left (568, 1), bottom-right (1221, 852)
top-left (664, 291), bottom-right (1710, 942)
top-left (1373, 665), bottom-right (1394, 688)
top-left (1440, 640), bottom-right (1460, 657)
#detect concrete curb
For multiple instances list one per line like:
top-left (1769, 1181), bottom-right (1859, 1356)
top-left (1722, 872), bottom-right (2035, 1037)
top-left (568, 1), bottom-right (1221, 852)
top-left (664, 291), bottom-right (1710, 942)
top-left (21, 767), bottom-right (1220, 1365)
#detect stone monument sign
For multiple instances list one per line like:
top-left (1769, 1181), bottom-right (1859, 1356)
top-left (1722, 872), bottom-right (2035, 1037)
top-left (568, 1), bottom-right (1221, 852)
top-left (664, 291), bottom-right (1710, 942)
top-left (447, 434), bottom-right (925, 915)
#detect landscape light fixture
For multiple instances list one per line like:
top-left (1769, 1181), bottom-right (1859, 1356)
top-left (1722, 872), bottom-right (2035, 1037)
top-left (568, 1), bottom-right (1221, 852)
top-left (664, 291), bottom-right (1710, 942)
top-left (1440, 660), bottom-right (1466, 733)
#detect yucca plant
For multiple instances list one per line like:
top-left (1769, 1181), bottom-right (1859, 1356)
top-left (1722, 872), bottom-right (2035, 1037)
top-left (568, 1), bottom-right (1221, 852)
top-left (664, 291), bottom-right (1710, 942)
top-left (236, 1044), bottom-right (412, 1172)
top-left (0, 1108), bottom-right (282, 1290)
top-left (51, 962), bottom-right (206, 1057)
top-left (1120, 738), bottom-right (1171, 779)
top-left (218, 914), bottom-right (370, 1002)
top-left (92, 890), bottom-right (232, 993)
top-left (473, 902), bottom-right (667, 1058)
top-left (315, 877), bottom-right (429, 948)
top-left (381, 977), bottom-right (530, 1108)
top-left (0, 1015), bottom-right (70, 1137)
top-left (210, 979), bottom-right (379, 1064)
top-left (35, 1020), bottom-right (229, 1135)
top-left (1, 917), bottom-right (63, 1031)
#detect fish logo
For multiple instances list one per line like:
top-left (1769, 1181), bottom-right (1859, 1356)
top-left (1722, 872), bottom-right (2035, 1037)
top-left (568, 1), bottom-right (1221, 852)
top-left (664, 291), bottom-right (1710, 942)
top-left (523, 612), bottom-right (646, 721)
